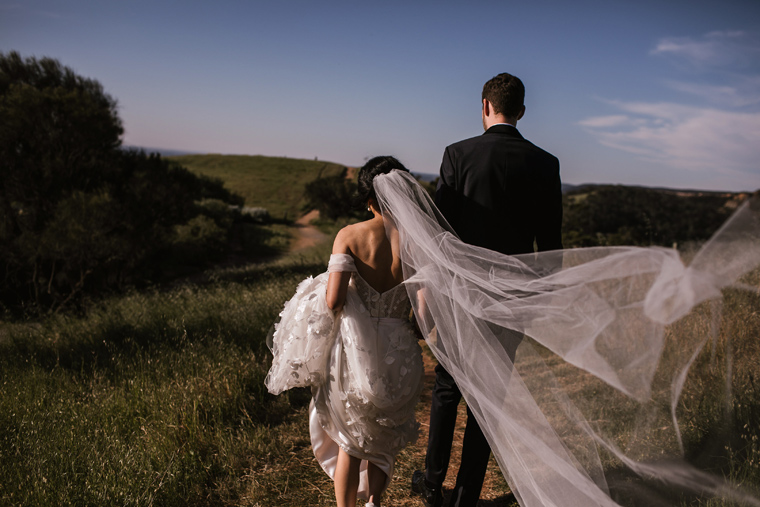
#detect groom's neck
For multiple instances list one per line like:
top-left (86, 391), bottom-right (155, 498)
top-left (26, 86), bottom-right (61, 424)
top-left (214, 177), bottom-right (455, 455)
top-left (483, 114), bottom-right (517, 131)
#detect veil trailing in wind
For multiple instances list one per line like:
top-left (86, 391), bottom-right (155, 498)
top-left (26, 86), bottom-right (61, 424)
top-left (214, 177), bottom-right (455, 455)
top-left (373, 170), bottom-right (760, 507)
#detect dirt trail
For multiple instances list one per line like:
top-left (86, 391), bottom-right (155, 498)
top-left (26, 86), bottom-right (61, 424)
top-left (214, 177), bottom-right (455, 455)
top-left (290, 209), bottom-right (328, 252)
top-left (289, 167), bottom-right (356, 252)
top-left (390, 347), bottom-right (516, 506)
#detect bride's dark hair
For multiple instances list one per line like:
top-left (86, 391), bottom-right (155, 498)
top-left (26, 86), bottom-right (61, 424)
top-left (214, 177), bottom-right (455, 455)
top-left (356, 156), bottom-right (410, 209)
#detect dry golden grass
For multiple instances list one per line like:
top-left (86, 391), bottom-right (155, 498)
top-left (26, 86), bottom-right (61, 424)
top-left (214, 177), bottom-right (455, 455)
top-left (1, 232), bottom-right (756, 506)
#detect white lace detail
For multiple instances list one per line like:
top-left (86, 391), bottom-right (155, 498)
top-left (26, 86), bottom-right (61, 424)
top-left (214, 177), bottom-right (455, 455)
top-left (351, 275), bottom-right (411, 319)
top-left (267, 250), bottom-right (424, 499)
top-left (264, 273), bottom-right (336, 395)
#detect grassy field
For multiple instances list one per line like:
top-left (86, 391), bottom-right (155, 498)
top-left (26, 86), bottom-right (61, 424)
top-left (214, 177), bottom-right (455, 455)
top-left (168, 154), bottom-right (347, 220)
top-left (1, 234), bottom-right (758, 506)
top-left (1, 154), bottom-right (758, 506)
top-left (0, 241), bottom-right (334, 506)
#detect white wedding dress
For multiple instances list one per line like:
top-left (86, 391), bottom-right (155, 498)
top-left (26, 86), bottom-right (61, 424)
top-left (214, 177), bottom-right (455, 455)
top-left (268, 170), bottom-right (760, 507)
top-left (266, 253), bottom-right (423, 499)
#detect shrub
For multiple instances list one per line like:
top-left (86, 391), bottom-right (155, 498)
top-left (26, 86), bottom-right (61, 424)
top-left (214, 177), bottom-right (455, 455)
top-left (304, 168), bottom-right (358, 220)
top-left (0, 52), bottom-right (242, 312)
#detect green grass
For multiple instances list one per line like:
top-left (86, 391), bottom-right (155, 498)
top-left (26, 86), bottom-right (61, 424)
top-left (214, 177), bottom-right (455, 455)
top-left (0, 241), bottom-right (334, 506)
top-left (1, 228), bottom-right (758, 506)
top-left (168, 154), bottom-right (347, 220)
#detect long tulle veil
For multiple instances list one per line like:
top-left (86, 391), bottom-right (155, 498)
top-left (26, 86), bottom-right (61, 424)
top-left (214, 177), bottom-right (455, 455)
top-left (374, 170), bottom-right (760, 506)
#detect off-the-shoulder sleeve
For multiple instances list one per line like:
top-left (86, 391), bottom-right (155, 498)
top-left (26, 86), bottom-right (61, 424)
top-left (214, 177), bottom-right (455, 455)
top-left (328, 253), bottom-right (357, 273)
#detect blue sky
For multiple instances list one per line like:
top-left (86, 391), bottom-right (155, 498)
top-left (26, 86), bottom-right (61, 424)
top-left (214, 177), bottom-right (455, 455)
top-left (2, 0), bottom-right (759, 191)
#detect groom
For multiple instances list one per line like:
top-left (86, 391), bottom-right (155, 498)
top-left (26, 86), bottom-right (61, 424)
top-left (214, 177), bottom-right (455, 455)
top-left (411, 73), bottom-right (563, 507)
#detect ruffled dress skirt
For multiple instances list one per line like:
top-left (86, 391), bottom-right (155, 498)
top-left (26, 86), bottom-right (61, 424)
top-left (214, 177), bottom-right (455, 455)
top-left (266, 270), bottom-right (424, 499)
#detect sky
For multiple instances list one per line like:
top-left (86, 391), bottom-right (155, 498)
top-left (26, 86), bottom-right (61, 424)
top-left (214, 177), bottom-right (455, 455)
top-left (2, 0), bottom-right (760, 192)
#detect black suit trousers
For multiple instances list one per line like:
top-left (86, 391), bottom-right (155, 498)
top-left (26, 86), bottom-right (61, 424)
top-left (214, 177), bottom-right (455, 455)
top-left (425, 363), bottom-right (491, 507)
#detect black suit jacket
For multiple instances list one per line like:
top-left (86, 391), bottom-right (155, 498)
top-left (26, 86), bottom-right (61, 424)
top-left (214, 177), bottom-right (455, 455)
top-left (435, 124), bottom-right (562, 255)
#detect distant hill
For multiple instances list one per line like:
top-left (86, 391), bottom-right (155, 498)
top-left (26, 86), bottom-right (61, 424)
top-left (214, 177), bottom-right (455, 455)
top-left (168, 154), bottom-right (346, 219)
top-left (561, 183), bottom-right (749, 248)
top-left (562, 182), bottom-right (748, 197)
top-left (123, 145), bottom-right (201, 157)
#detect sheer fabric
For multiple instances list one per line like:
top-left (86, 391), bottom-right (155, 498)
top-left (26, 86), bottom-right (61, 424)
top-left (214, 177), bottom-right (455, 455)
top-left (266, 253), bottom-right (424, 499)
top-left (373, 170), bottom-right (760, 507)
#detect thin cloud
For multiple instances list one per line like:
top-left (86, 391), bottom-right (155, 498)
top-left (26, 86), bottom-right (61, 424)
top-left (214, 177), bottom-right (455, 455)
top-left (577, 115), bottom-right (634, 128)
top-left (651, 30), bottom-right (760, 70)
top-left (580, 31), bottom-right (760, 184)
top-left (580, 102), bottom-right (760, 175)
top-left (664, 78), bottom-right (760, 108)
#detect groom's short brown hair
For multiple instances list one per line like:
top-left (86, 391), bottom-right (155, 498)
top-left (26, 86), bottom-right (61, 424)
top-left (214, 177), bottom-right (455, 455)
top-left (482, 73), bottom-right (525, 119)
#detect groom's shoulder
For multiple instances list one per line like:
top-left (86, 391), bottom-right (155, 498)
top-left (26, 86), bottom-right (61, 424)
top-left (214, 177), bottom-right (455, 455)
top-left (447, 132), bottom-right (557, 160)
top-left (522, 138), bottom-right (559, 162)
top-left (445, 133), bottom-right (489, 155)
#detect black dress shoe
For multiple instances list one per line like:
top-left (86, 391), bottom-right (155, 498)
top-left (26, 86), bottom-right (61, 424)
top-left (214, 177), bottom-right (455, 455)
top-left (411, 470), bottom-right (443, 507)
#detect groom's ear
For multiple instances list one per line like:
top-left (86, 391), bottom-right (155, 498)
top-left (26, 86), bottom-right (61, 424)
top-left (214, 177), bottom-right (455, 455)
top-left (517, 105), bottom-right (525, 121)
top-left (482, 98), bottom-right (491, 116)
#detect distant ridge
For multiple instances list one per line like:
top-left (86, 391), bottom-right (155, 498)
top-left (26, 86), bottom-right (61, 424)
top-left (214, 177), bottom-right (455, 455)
top-left (562, 182), bottom-right (748, 196)
top-left (412, 172), bottom-right (438, 183)
top-left (122, 145), bottom-right (202, 157)
top-left (134, 149), bottom-right (748, 197)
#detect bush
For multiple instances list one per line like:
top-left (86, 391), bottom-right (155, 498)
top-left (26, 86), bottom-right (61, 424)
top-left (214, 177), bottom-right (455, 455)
top-left (239, 206), bottom-right (271, 224)
top-left (562, 186), bottom-right (734, 248)
top-left (0, 52), bottom-right (242, 312)
top-left (303, 168), bottom-right (358, 220)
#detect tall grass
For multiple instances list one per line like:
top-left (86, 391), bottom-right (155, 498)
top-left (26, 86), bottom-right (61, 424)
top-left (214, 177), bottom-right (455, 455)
top-left (1, 235), bottom-right (757, 506)
top-left (0, 243), bottom-right (333, 506)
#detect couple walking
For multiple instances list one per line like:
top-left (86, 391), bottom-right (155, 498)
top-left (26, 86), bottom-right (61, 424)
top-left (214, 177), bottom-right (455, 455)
top-left (268, 72), bottom-right (555, 506)
top-left (265, 73), bottom-right (760, 507)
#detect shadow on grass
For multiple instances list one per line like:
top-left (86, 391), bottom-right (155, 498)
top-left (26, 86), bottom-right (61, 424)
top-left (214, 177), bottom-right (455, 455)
top-left (604, 453), bottom-right (760, 507)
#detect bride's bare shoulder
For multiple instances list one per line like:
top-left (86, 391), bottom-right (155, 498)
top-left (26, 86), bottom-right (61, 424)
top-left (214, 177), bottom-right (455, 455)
top-left (332, 222), bottom-right (363, 254)
top-left (333, 220), bottom-right (380, 255)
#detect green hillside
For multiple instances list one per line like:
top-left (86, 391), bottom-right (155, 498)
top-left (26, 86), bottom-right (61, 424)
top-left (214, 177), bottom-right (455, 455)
top-left (168, 154), bottom-right (347, 220)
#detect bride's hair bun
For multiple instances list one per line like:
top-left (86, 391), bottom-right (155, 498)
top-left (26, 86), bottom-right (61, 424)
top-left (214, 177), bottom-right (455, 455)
top-left (356, 156), bottom-right (410, 209)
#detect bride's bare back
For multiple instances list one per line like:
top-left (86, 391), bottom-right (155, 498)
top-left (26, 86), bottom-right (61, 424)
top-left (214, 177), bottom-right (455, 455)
top-left (326, 214), bottom-right (403, 311)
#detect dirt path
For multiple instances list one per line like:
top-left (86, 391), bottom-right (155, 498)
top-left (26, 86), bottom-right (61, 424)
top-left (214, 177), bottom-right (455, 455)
top-left (289, 166), bottom-right (357, 253)
top-left (290, 209), bottom-right (328, 252)
top-left (383, 346), bottom-right (516, 506)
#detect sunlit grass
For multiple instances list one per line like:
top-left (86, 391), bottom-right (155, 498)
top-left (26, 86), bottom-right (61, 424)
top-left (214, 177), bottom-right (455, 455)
top-left (0, 246), bottom-right (329, 506)
top-left (0, 238), bottom-right (757, 506)
top-left (168, 154), bottom-right (346, 220)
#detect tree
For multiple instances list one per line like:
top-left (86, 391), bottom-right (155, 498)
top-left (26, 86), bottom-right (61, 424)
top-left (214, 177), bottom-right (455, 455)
top-left (304, 168), bottom-right (358, 220)
top-left (0, 52), bottom-right (240, 312)
top-left (562, 185), bottom-right (733, 248)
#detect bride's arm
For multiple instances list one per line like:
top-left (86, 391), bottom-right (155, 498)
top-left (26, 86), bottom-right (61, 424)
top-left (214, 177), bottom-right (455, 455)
top-left (326, 228), bottom-right (353, 312)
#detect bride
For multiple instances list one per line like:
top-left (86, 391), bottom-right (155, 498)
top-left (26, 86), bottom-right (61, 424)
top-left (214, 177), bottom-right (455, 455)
top-left (268, 157), bottom-right (760, 506)
top-left (266, 157), bottom-right (424, 507)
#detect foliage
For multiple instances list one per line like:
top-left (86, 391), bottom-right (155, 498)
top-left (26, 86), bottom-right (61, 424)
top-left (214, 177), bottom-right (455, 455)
top-left (238, 206), bottom-right (271, 223)
top-left (303, 167), bottom-right (359, 220)
top-left (561, 185), bottom-right (739, 247)
top-left (0, 52), bottom-right (242, 312)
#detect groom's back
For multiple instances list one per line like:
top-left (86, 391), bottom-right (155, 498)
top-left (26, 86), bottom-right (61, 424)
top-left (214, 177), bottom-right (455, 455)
top-left (436, 124), bottom-right (562, 255)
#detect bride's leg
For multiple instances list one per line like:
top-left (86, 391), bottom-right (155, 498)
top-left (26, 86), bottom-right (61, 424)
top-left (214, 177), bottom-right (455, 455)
top-left (335, 447), bottom-right (360, 507)
top-left (367, 460), bottom-right (387, 506)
